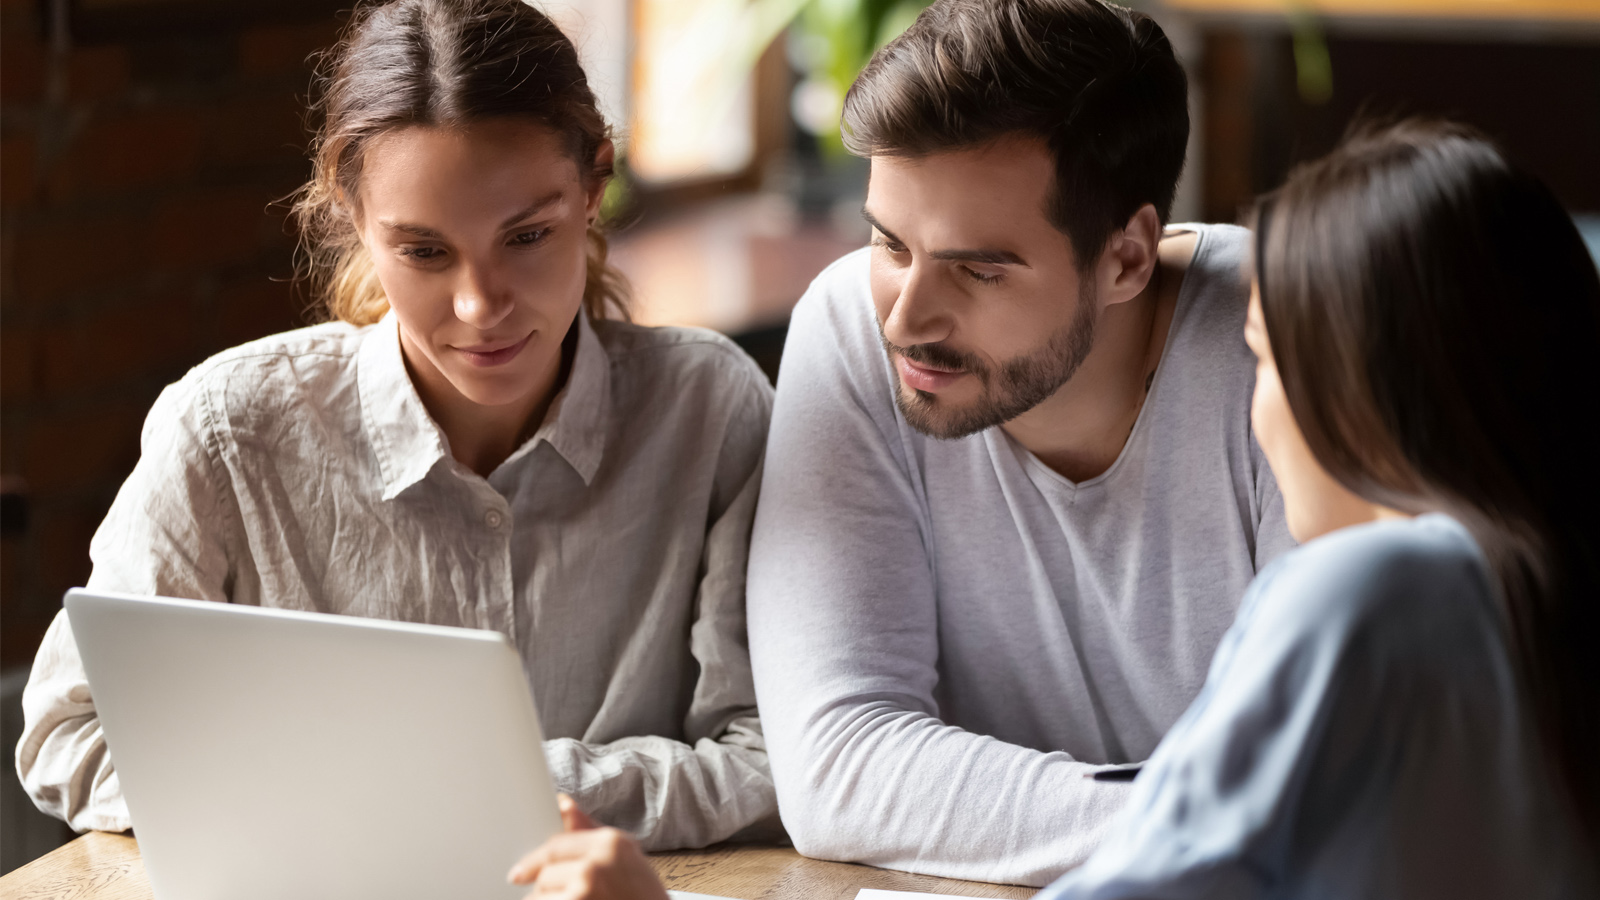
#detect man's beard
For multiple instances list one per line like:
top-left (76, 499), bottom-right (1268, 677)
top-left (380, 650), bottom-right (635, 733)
top-left (879, 287), bottom-right (1099, 440)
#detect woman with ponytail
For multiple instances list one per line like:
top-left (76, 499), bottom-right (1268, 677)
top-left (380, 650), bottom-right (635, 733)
top-left (18, 0), bottom-right (779, 863)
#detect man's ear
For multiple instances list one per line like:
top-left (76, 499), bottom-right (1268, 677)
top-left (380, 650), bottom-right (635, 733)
top-left (586, 139), bottom-right (616, 223)
top-left (1098, 203), bottom-right (1162, 309)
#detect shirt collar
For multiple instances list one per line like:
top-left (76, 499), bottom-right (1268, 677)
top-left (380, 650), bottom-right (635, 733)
top-left (358, 314), bottom-right (452, 501)
top-left (510, 311), bottom-right (610, 485)
top-left (357, 312), bottom-right (612, 500)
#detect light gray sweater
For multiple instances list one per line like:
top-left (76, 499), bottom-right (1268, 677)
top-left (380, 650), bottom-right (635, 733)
top-left (748, 225), bottom-right (1295, 886)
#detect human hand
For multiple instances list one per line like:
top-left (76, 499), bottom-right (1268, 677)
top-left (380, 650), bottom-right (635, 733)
top-left (507, 794), bottom-right (670, 900)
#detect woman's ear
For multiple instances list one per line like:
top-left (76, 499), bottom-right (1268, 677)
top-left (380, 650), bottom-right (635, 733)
top-left (586, 139), bottom-right (616, 223)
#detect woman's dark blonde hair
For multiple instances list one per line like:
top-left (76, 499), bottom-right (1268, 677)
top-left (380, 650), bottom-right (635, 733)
top-left (292, 0), bottom-right (629, 326)
top-left (1255, 118), bottom-right (1600, 856)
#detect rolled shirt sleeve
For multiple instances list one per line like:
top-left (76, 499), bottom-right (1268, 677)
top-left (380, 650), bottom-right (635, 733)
top-left (17, 377), bottom-right (235, 832)
top-left (543, 376), bottom-right (782, 849)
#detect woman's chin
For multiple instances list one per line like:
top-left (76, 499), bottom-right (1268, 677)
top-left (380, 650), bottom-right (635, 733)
top-left (452, 381), bottom-right (540, 411)
top-left (437, 350), bottom-right (557, 409)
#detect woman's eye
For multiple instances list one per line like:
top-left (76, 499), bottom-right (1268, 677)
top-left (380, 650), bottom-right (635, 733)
top-left (510, 228), bottom-right (551, 247)
top-left (962, 266), bottom-right (1003, 284)
top-left (398, 246), bottom-right (446, 261)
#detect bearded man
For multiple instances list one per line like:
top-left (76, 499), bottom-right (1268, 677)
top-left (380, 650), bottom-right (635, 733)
top-left (746, 0), bottom-right (1295, 886)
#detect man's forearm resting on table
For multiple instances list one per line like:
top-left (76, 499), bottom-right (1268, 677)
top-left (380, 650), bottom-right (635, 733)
top-left (769, 699), bottom-right (1132, 887)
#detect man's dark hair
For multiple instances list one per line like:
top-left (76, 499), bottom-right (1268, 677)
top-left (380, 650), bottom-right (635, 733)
top-left (842, 0), bottom-right (1189, 267)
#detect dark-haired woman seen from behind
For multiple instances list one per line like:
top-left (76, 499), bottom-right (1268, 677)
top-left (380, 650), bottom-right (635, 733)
top-left (1034, 119), bottom-right (1600, 897)
top-left (18, 0), bottom-right (779, 862)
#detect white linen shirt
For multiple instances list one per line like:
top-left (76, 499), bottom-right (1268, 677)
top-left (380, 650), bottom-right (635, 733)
top-left (17, 311), bottom-right (779, 851)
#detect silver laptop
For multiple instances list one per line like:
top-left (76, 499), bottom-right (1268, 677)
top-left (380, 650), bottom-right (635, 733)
top-left (66, 589), bottom-right (562, 900)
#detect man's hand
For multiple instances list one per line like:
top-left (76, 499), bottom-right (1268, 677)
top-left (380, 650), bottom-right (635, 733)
top-left (507, 794), bottom-right (670, 900)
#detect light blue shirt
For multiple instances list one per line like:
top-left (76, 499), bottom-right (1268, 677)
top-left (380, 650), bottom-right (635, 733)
top-left (1038, 514), bottom-right (1594, 900)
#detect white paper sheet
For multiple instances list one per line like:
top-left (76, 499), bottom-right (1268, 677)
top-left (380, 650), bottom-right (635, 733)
top-left (857, 883), bottom-right (992, 890)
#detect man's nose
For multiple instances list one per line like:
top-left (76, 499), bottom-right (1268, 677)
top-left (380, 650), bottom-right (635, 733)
top-left (882, 262), bottom-right (955, 349)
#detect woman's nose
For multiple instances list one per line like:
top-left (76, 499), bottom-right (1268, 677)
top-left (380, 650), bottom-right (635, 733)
top-left (453, 266), bottom-right (514, 330)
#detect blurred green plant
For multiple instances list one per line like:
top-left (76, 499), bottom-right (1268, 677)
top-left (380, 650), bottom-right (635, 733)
top-left (600, 155), bottom-right (633, 222)
top-left (788, 0), bottom-right (931, 151)
top-left (703, 0), bottom-right (930, 154)
top-left (1288, 6), bottom-right (1333, 105)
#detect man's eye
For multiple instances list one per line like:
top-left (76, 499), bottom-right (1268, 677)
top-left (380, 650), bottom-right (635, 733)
top-left (962, 266), bottom-right (1003, 284)
top-left (510, 228), bottom-right (551, 246)
top-left (872, 236), bottom-right (907, 254)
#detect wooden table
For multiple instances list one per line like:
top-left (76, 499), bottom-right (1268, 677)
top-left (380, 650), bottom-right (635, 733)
top-left (0, 832), bottom-right (1036, 899)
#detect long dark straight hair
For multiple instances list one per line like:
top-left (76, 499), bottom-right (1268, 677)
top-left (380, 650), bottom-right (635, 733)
top-left (1255, 118), bottom-right (1600, 853)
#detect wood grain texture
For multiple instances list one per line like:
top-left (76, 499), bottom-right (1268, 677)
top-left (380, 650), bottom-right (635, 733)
top-left (0, 832), bottom-right (153, 900)
top-left (0, 834), bottom-right (1037, 899)
top-left (648, 845), bottom-right (1036, 900)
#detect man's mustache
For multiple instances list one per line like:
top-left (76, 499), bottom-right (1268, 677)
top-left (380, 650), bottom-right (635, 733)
top-left (889, 340), bottom-right (985, 377)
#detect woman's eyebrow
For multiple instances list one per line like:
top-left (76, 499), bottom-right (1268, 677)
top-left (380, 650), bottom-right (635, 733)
top-left (377, 190), bottom-right (569, 238)
top-left (500, 190), bottom-right (567, 229)
top-left (378, 220), bottom-right (442, 238)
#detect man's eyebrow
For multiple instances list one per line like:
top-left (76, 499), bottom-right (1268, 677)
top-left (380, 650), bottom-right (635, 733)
top-left (929, 247), bottom-right (1027, 266)
top-left (376, 190), bottom-right (568, 239)
top-left (861, 207), bottom-right (1029, 267)
top-left (861, 208), bottom-right (901, 245)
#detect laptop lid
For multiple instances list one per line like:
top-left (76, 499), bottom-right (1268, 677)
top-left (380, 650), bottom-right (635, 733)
top-left (66, 589), bottom-right (561, 900)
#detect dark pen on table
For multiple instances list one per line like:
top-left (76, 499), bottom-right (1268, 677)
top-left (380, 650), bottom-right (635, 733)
top-left (1087, 764), bottom-right (1143, 782)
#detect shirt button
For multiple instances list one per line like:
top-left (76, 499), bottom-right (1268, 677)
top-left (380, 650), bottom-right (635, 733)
top-left (484, 510), bottom-right (504, 529)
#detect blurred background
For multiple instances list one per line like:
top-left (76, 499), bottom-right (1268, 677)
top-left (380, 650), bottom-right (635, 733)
top-left (2, 0), bottom-right (1597, 874)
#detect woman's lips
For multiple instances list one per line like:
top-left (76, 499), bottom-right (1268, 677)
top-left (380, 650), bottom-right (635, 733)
top-left (453, 333), bottom-right (533, 368)
top-left (896, 353), bottom-right (966, 393)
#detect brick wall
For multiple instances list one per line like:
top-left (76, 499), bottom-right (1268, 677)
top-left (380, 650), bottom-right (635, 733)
top-left (1, 0), bottom-right (348, 669)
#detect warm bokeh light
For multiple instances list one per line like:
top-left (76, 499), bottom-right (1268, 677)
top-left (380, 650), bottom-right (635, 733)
top-left (630, 0), bottom-right (758, 182)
